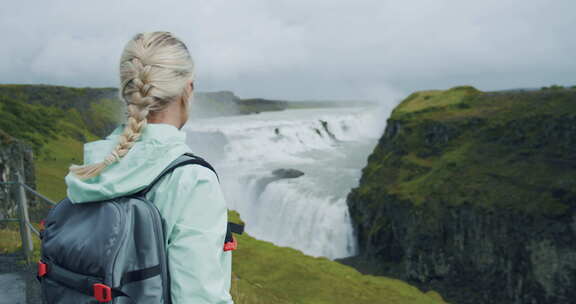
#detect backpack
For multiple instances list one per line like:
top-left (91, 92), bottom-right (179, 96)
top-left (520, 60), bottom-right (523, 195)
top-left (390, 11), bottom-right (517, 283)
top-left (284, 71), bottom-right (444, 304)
top-left (36, 152), bottom-right (244, 303)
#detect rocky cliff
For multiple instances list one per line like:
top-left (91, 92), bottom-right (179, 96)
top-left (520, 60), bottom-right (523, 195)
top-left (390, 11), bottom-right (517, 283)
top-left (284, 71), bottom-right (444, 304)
top-left (341, 86), bottom-right (576, 304)
top-left (0, 131), bottom-right (36, 222)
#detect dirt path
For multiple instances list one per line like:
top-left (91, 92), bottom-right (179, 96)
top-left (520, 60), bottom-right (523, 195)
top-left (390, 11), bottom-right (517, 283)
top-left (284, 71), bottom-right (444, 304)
top-left (0, 254), bottom-right (42, 304)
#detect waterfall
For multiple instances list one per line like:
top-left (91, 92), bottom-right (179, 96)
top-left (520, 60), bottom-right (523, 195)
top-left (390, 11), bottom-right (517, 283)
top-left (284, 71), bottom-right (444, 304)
top-left (183, 105), bottom-right (385, 259)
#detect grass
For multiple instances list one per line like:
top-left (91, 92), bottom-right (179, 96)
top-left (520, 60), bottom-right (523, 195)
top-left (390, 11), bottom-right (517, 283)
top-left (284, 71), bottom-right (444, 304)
top-left (0, 222), bottom-right (42, 263)
top-left (230, 212), bottom-right (446, 304)
top-left (0, 224), bottom-right (25, 254)
top-left (392, 86), bottom-right (480, 116)
top-left (35, 135), bottom-right (87, 202)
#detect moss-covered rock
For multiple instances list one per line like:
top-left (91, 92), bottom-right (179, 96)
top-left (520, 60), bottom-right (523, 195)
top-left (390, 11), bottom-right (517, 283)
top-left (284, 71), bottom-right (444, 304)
top-left (0, 138), bottom-right (36, 222)
top-left (343, 86), bottom-right (576, 304)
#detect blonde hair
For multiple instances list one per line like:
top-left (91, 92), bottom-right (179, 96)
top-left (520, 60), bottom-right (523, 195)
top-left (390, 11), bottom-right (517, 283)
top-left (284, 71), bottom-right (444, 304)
top-left (68, 31), bottom-right (194, 180)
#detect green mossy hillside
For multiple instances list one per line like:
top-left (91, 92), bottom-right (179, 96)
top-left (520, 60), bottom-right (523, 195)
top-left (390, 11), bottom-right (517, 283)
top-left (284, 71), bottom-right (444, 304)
top-left (356, 85), bottom-right (576, 218)
top-left (0, 84), bottom-right (122, 139)
top-left (0, 85), bottom-right (117, 200)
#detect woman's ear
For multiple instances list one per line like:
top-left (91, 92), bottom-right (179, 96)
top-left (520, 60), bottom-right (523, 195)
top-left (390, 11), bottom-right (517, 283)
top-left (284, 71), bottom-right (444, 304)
top-left (179, 82), bottom-right (192, 129)
top-left (186, 80), bottom-right (194, 97)
top-left (180, 80), bottom-right (193, 105)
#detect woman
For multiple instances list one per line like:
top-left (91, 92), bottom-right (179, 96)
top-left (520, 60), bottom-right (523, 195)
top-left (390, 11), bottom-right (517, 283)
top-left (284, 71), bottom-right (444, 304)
top-left (64, 31), bottom-right (234, 303)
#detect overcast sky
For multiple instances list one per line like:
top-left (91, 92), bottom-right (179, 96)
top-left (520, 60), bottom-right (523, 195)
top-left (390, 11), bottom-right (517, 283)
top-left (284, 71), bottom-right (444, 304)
top-left (1, 0), bottom-right (574, 102)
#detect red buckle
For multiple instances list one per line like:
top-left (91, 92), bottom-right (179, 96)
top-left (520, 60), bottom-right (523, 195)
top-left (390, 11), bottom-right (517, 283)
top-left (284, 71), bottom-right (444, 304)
top-left (93, 283), bottom-right (112, 302)
top-left (37, 261), bottom-right (47, 277)
top-left (223, 235), bottom-right (237, 251)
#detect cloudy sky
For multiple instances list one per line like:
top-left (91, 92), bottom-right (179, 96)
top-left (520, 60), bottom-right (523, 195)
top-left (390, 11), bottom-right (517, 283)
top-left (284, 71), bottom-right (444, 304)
top-left (1, 0), bottom-right (574, 102)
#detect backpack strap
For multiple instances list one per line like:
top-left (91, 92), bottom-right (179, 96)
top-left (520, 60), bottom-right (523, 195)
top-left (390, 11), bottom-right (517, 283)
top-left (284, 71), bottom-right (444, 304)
top-left (135, 152), bottom-right (219, 198)
top-left (37, 259), bottom-right (136, 303)
top-left (135, 152), bottom-right (245, 249)
top-left (224, 222), bottom-right (245, 251)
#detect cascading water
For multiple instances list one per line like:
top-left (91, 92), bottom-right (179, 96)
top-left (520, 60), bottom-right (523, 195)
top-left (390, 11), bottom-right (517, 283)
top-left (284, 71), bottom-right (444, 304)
top-left (183, 105), bottom-right (388, 260)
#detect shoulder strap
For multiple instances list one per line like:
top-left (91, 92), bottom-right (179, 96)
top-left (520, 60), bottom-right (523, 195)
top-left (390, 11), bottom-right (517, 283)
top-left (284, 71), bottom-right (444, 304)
top-left (135, 152), bottom-right (219, 197)
top-left (135, 152), bottom-right (245, 239)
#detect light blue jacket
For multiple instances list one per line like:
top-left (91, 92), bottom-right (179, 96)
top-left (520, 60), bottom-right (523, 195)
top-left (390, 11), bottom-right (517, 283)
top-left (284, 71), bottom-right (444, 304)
top-left (64, 123), bottom-right (234, 304)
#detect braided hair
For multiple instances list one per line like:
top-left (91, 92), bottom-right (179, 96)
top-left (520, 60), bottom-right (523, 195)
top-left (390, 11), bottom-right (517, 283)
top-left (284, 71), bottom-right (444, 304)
top-left (68, 31), bottom-right (194, 180)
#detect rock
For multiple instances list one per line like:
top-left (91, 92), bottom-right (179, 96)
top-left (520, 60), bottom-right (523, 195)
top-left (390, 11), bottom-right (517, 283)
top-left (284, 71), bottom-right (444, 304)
top-left (272, 168), bottom-right (304, 179)
top-left (0, 138), bottom-right (36, 222)
top-left (248, 169), bottom-right (305, 202)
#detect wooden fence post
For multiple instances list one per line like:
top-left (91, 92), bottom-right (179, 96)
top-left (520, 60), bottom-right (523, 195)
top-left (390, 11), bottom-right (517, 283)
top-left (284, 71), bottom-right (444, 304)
top-left (16, 171), bottom-right (34, 263)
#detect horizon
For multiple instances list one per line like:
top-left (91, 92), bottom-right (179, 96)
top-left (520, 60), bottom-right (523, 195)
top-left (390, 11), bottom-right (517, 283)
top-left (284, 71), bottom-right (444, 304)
top-left (1, 82), bottom-right (570, 104)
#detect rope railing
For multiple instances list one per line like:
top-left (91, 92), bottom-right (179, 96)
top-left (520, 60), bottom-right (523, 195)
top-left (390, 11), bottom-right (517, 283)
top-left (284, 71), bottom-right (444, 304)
top-left (19, 182), bottom-right (57, 206)
top-left (0, 181), bottom-right (56, 206)
top-left (0, 172), bottom-right (56, 263)
top-left (26, 220), bottom-right (40, 236)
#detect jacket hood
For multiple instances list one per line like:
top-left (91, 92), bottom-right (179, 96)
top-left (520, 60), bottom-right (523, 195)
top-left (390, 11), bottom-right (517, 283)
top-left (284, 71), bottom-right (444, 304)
top-left (65, 123), bottom-right (191, 203)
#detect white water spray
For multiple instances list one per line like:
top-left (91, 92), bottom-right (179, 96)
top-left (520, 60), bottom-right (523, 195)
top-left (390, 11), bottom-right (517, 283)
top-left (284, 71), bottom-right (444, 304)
top-left (183, 105), bottom-right (386, 259)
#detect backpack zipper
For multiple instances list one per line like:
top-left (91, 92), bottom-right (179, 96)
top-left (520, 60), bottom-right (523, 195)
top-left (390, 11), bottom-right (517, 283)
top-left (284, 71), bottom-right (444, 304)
top-left (137, 196), bottom-right (171, 304)
top-left (109, 201), bottom-right (128, 304)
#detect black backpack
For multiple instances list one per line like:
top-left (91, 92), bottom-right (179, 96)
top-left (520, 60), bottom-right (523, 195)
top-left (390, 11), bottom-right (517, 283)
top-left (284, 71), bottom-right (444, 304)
top-left (37, 152), bottom-right (244, 303)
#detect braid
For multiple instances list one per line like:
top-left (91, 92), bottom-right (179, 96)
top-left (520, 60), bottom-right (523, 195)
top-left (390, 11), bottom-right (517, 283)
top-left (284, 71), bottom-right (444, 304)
top-left (68, 31), bottom-right (194, 181)
top-left (69, 58), bottom-right (154, 180)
